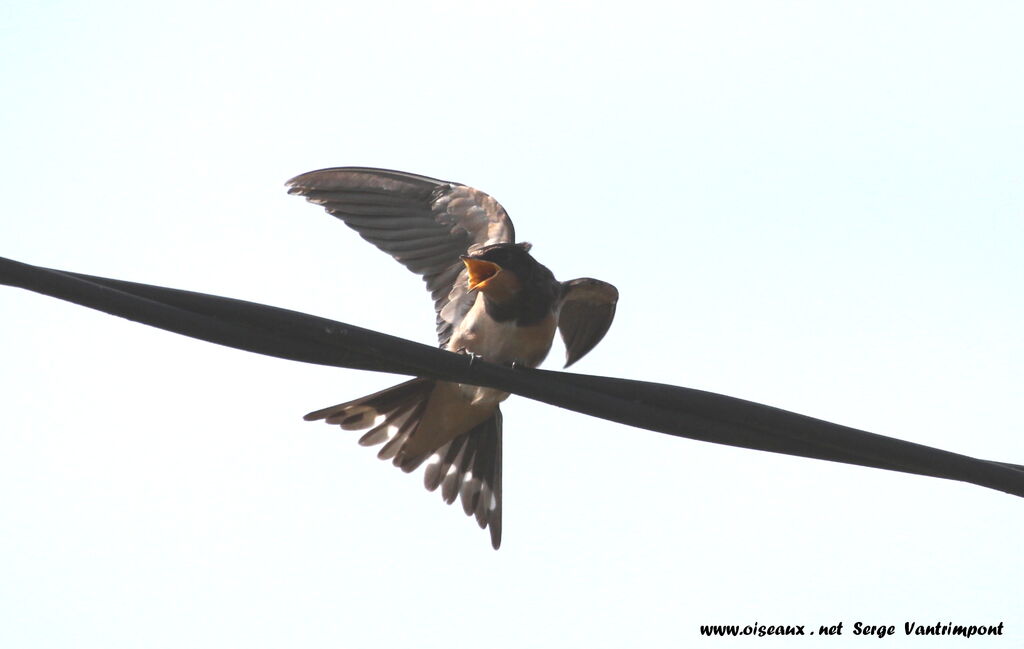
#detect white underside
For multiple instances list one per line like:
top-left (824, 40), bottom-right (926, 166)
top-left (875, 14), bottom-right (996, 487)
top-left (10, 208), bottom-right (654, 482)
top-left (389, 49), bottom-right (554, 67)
top-left (445, 294), bottom-right (556, 406)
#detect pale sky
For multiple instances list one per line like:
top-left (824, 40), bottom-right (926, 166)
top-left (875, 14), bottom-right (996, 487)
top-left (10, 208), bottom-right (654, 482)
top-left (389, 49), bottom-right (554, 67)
top-left (2, 1), bottom-right (1022, 647)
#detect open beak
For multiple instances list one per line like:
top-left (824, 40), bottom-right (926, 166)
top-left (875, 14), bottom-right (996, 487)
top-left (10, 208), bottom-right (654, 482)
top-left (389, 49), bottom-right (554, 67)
top-left (461, 256), bottom-right (503, 292)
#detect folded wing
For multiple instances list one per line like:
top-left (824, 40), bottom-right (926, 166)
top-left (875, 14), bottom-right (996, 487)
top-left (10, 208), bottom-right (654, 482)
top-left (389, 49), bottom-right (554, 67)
top-left (558, 278), bottom-right (619, 368)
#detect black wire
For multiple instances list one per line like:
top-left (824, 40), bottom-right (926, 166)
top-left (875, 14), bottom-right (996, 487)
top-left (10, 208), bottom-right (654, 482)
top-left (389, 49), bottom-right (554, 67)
top-left (3, 255), bottom-right (1022, 497)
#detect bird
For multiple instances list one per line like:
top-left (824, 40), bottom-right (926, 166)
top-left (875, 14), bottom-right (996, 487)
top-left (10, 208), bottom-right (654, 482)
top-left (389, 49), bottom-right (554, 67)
top-left (287, 167), bottom-right (618, 549)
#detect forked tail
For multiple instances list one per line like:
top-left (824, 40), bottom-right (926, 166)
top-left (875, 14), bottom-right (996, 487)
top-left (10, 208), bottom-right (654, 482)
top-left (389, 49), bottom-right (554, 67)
top-left (305, 378), bottom-right (504, 549)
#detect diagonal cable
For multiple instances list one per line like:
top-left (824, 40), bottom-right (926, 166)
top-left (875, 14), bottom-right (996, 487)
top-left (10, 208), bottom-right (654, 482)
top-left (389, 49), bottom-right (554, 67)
top-left (2, 255), bottom-right (1022, 497)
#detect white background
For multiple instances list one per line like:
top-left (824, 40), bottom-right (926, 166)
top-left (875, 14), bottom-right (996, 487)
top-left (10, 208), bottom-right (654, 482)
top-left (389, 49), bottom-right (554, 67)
top-left (2, 1), bottom-right (1022, 647)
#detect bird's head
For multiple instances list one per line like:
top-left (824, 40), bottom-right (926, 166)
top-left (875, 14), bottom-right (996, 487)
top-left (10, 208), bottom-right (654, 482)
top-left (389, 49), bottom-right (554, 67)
top-left (460, 243), bottom-right (537, 302)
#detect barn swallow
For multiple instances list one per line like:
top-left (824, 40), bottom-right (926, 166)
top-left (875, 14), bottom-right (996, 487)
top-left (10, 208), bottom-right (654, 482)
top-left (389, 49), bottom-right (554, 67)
top-left (287, 167), bottom-right (618, 549)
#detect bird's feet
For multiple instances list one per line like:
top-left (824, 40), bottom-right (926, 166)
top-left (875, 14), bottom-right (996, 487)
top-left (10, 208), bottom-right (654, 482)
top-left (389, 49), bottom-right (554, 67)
top-left (457, 347), bottom-right (483, 367)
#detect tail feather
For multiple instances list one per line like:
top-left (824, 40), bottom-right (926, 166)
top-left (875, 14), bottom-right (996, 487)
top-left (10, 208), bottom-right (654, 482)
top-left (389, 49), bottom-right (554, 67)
top-left (305, 378), bottom-right (504, 549)
top-left (424, 433), bottom-right (464, 493)
top-left (358, 417), bottom-right (399, 446)
top-left (470, 416), bottom-right (501, 539)
top-left (425, 410), bottom-right (502, 549)
top-left (376, 404), bottom-right (425, 461)
top-left (307, 378), bottom-right (427, 426)
top-left (439, 441), bottom-right (467, 505)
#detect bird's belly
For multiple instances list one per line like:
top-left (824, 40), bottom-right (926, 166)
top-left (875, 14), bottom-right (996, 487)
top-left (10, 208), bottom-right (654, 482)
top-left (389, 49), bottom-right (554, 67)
top-left (447, 301), bottom-right (556, 406)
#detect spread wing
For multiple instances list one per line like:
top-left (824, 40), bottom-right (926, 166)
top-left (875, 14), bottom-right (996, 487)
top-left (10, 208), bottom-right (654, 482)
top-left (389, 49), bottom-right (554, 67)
top-left (287, 167), bottom-right (516, 346)
top-left (558, 278), bottom-right (619, 368)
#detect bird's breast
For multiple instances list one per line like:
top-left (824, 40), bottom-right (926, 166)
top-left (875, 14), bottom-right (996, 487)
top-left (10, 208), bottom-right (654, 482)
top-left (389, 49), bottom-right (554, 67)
top-left (447, 295), bottom-right (557, 406)
top-left (449, 295), bottom-right (556, 367)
